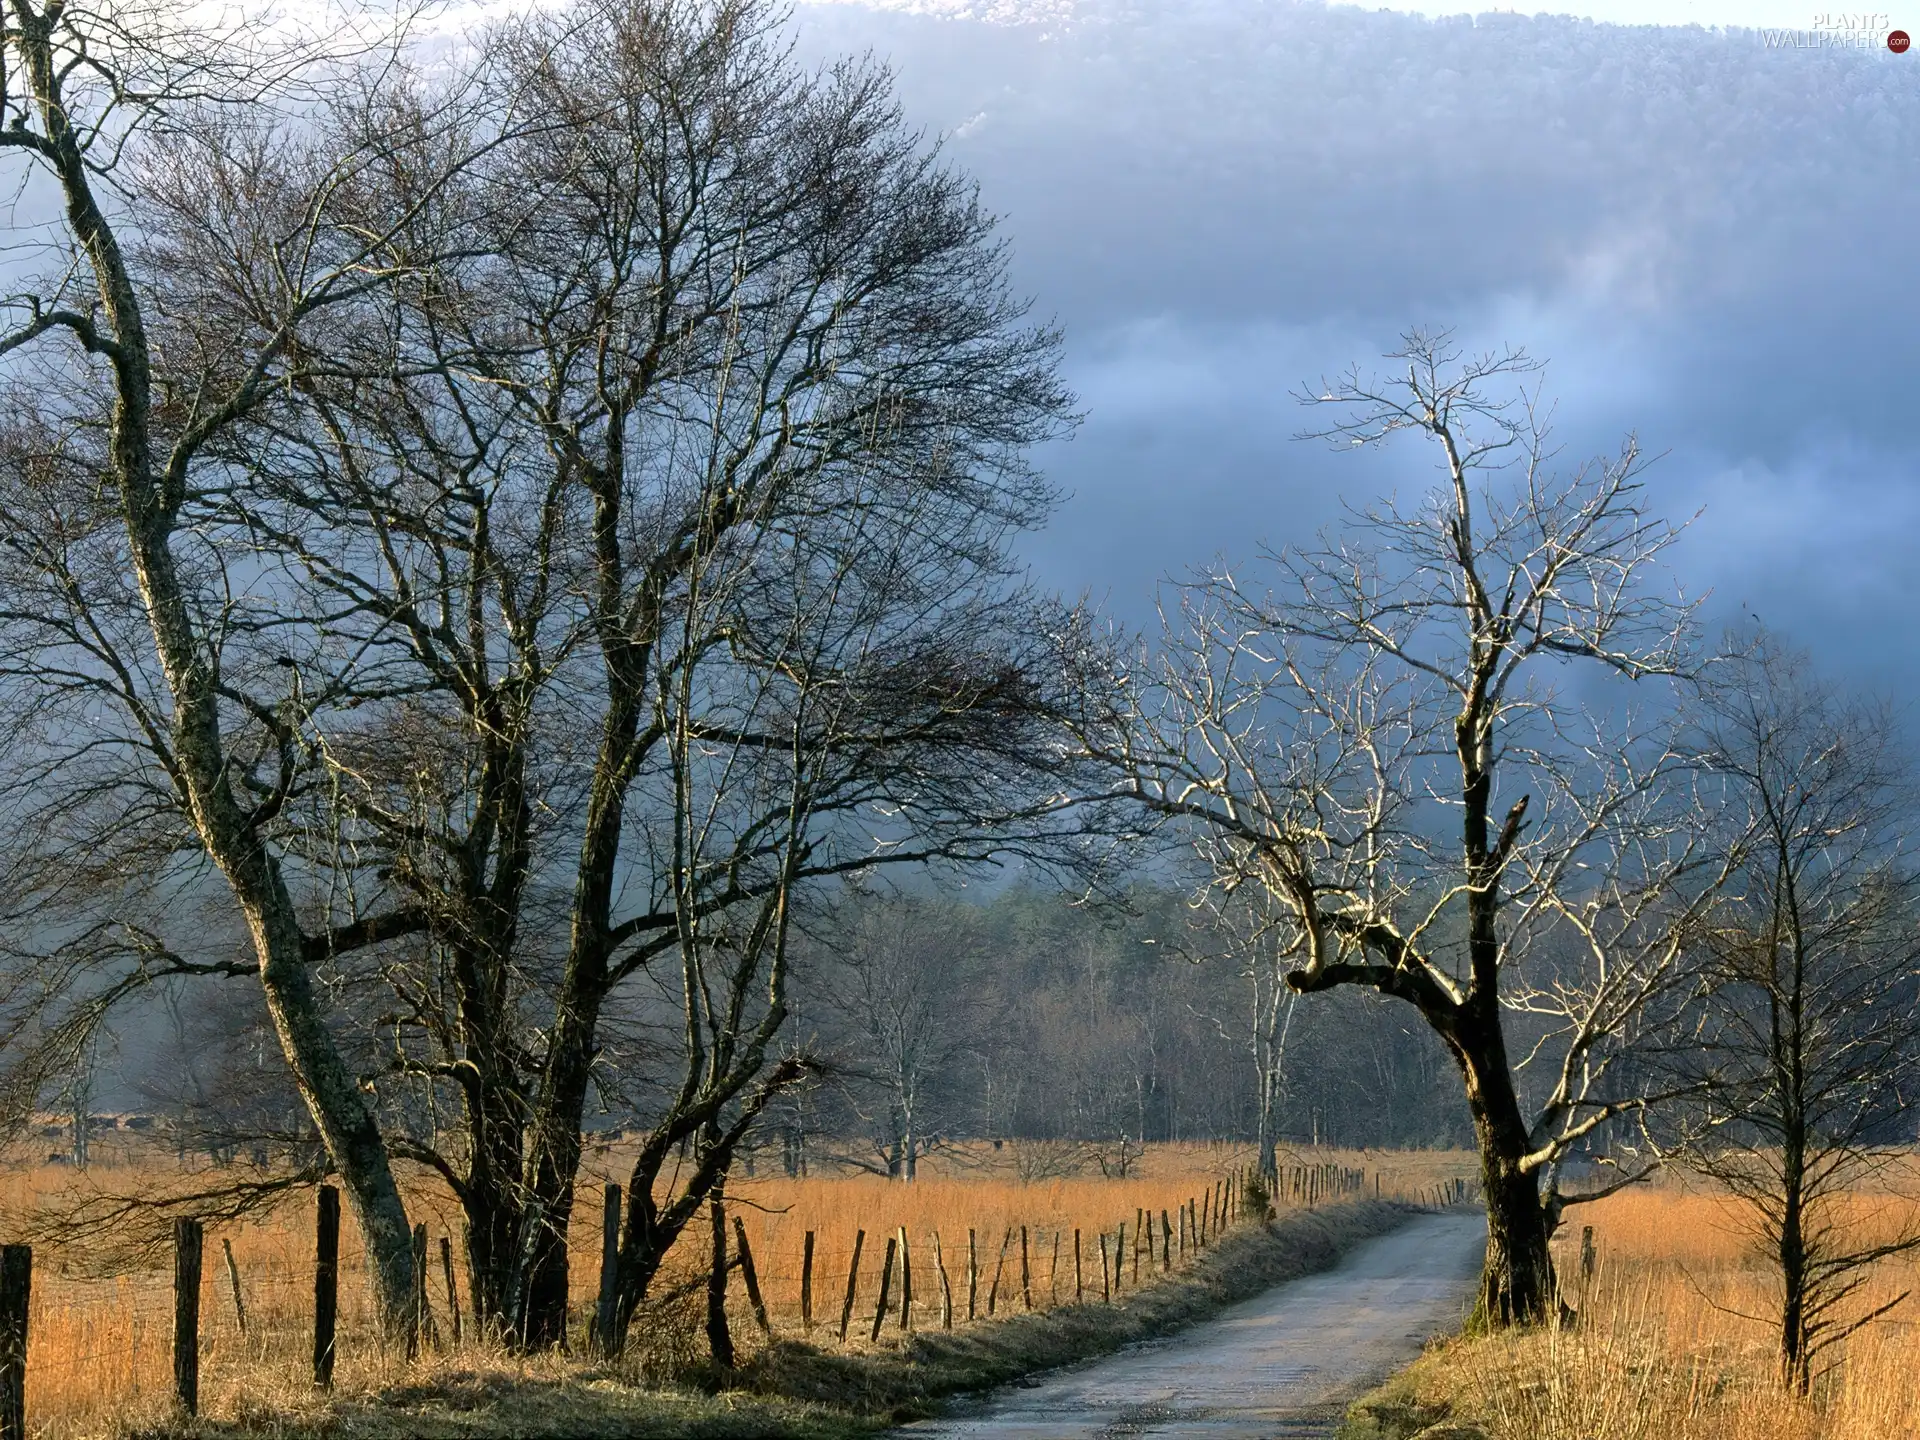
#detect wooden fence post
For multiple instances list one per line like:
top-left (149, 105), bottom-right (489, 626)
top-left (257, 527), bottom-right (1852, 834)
top-left (801, 1230), bottom-right (816, 1334)
top-left (1159, 1210), bottom-right (1171, 1272)
top-left (1019, 1226), bottom-right (1032, 1311)
top-left (931, 1231), bottom-right (953, 1329)
top-left (1099, 1232), bottom-right (1111, 1302)
top-left (1049, 1231), bottom-right (1060, 1306)
top-left (838, 1229), bottom-right (865, 1342)
top-left (868, 1234), bottom-right (897, 1342)
top-left (173, 1217), bottom-right (203, 1416)
top-left (732, 1218), bottom-right (772, 1337)
top-left (595, 1183), bottom-right (622, 1356)
top-left (966, 1228), bottom-right (979, 1321)
top-left (986, 1228), bottom-right (1011, 1316)
top-left (1112, 1221), bottom-right (1125, 1295)
top-left (1073, 1229), bottom-right (1083, 1302)
top-left (896, 1227), bottom-right (913, 1332)
top-left (0, 1246), bottom-right (31, 1440)
top-left (441, 1235), bottom-right (462, 1345)
top-left (221, 1237), bottom-right (248, 1337)
top-left (409, 1222), bottom-right (436, 1357)
top-left (314, 1186), bottom-right (339, 1389)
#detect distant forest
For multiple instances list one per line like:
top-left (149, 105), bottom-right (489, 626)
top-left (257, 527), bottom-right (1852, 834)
top-left (770, 887), bottom-right (1475, 1175)
top-left (123, 883), bottom-right (1473, 1180)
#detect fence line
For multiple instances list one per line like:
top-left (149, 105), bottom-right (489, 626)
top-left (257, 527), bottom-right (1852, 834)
top-left (0, 1153), bottom-right (1480, 1431)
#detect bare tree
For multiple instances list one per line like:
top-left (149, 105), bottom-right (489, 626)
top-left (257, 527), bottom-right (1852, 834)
top-left (811, 894), bottom-right (989, 1180)
top-left (1669, 635), bottom-right (1920, 1391)
top-left (96, 0), bottom-right (1082, 1350)
top-left (1061, 332), bottom-right (1725, 1323)
top-left (598, 396), bottom-right (1083, 1349)
top-left (0, 0), bottom-right (550, 1336)
top-left (1196, 892), bottom-right (1300, 1183)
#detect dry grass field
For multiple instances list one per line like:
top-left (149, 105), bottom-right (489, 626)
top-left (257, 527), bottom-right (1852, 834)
top-left (0, 1138), bottom-right (1474, 1438)
top-left (1349, 1173), bottom-right (1920, 1440)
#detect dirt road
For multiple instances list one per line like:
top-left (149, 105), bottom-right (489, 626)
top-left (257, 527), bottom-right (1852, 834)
top-left (899, 1209), bottom-right (1484, 1438)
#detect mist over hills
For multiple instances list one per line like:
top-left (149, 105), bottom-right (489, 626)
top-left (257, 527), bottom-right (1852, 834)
top-left (790, 0), bottom-right (1919, 691)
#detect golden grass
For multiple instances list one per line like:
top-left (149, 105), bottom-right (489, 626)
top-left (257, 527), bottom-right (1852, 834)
top-left (2, 1139), bottom-right (1474, 1438)
top-left (1359, 1170), bottom-right (1920, 1440)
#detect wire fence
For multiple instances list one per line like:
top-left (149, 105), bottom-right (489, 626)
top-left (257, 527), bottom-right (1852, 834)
top-left (0, 1154), bottom-right (1480, 1438)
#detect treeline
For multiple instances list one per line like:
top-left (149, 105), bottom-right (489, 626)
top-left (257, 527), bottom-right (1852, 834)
top-left (767, 886), bottom-right (1473, 1176)
top-left (120, 882), bottom-right (1472, 1180)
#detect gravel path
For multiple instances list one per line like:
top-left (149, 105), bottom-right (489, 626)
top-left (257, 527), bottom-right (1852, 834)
top-left (897, 1209), bottom-right (1485, 1439)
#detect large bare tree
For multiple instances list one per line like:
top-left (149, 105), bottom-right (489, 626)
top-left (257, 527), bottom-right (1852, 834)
top-left (93, 0), bottom-right (1082, 1350)
top-left (0, 0), bottom-right (522, 1335)
top-left (1062, 333), bottom-right (1725, 1323)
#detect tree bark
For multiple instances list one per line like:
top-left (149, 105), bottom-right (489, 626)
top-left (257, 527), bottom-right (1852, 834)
top-left (1449, 1009), bottom-right (1556, 1327)
top-left (512, 934), bottom-right (614, 1347)
top-left (1779, 1095), bottom-right (1810, 1392)
top-left (1256, 1068), bottom-right (1280, 1183)
top-left (706, 1194), bottom-right (734, 1369)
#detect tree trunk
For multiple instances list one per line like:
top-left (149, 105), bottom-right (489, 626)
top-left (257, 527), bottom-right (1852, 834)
top-left (706, 1194), bottom-right (734, 1368)
top-left (519, 1153), bottom-right (581, 1350)
top-left (608, 1130), bottom-right (729, 1350)
top-left (605, 1093), bottom-right (800, 1355)
top-left (611, 1182), bottom-right (676, 1347)
top-left (1451, 1013), bottom-right (1556, 1327)
top-left (517, 993), bottom-right (599, 1349)
top-left (1457, 702), bottom-right (1552, 1327)
top-left (457, 1098), bottom-right (525, 1341)
top-left (1476, 1145), bottom-right (1555, 1327)
top-left (901, 1092), bottom-right (919, 1182)
top-left (1256, 1068), bottom-right (1279, 1183)
top-left (506, 665), bottom-right (644, 1350)
top-left (1780, 1199), bottom-right (1809, 1393)
top-left (1779, 1107), bottom-right (1810, 1393)
top-left (247, 895), bottom-right (419, 1341)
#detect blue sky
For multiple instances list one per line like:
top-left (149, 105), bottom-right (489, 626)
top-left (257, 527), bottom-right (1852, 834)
top-left (789, 0), bottom-right (1920, 694)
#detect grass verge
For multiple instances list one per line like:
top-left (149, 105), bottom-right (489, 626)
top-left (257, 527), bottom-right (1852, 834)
top-left (1335, 1343), bottom-right (1480, 1440)
top-left (138, 1200), bottom-right (1417, 1439)
top-left (1335, 1180), bottom-right (1920, 1440)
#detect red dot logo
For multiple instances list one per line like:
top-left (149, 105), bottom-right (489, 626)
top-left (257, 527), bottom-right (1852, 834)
top-left (1891, 28), bottom-right (1912, 50)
